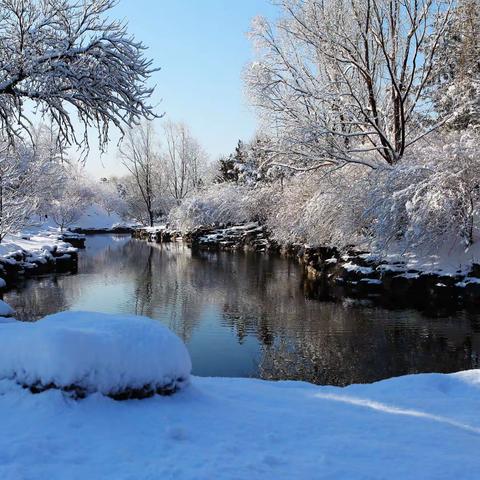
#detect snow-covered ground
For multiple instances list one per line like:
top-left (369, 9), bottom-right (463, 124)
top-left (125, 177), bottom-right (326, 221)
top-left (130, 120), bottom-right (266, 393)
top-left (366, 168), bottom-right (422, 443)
top-left (0, 369), bottom-right (478, 479)
top-left (71, 204), bottom-right (131, 230)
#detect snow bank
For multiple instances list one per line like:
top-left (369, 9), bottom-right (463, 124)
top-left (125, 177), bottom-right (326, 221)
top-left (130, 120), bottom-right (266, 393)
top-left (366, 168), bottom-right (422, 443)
top-left (0, 231), bottom-right (78, 289)
top-left (0, 369), bottom-right (478, 479)
top-left (0, 299), bottom-right (15, 317)
top-left (0, 312), bottom-right (191, 397)
top-left (0, 232), bottom-right (75, 259)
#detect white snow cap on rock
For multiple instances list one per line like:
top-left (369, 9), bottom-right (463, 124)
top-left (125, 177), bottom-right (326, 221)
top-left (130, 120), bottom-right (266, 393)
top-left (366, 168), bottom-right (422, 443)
top-left (0, 299), bottom-right (15, 317)
top-left (0, 311), bottom-right (191, 395)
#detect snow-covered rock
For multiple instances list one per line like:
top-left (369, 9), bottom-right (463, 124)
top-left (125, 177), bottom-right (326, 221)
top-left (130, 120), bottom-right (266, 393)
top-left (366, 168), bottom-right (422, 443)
top-left (0, 299), bottom-right (15, 317)
top-left (0, 311), bottom-right (191, 398)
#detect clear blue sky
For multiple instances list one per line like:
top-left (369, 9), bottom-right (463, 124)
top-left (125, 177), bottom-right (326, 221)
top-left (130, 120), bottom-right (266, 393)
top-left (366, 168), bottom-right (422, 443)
top-left (85, 0), bottom-right (278, 177)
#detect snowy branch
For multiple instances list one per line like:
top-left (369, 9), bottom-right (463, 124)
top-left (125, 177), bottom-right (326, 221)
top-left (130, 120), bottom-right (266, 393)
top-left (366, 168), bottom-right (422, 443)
top-left (0, 0), bottom-right (159, 150)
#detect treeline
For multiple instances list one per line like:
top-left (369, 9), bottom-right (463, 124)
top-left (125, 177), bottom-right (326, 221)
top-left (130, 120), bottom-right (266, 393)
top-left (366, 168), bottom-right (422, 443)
top-left (168, 0), bottom-right (480, 255)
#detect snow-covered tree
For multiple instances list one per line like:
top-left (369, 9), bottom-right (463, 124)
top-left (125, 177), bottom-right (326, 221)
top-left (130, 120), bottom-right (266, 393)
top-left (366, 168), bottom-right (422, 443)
top-left (120, 122), bottom-right (163, 227)
top-left (162, 121), bottom-right (207, 204)
top-left (0, 0), bottom-right (157, 149)
top-left (427, 0), bottom-right (480, 130)
top-left (215, 136), bottom-right (272, 186)
top-left (0, 146), bottom-right (38, 240)
top-left (0, 138), bottom-right (60, 240)
top-left (49, 169), bottom-right (94, 231)
top-left (94, 177), bottom-right (127, 217)
top-left (361, 130), bottom-right (480, 251)
top-left (246, 0), bottom-right (454, 171)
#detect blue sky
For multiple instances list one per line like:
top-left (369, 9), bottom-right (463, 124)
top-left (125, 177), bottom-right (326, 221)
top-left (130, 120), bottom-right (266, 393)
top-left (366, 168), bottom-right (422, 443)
top-left (86, 0), bottom-right (278, 177)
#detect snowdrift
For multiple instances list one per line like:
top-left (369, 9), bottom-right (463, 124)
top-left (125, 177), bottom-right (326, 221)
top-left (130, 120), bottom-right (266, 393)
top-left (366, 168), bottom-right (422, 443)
top-left (0, 311), bottom-right (191, 398)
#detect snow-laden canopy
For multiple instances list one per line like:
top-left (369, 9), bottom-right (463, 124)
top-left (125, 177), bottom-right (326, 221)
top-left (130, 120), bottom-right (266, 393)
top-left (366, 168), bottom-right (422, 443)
top-left (0, 312), bottom-right (191, 397)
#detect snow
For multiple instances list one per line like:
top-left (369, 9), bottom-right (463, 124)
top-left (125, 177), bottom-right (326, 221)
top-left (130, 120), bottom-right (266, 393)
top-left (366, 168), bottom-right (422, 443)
top-left (377, 263), bottom-right (407, 273)
top-left (0, 230), bottom-right (78, 287)
top-left (0, 299), bottom-right (14, 317)
top-left (71, 204), bottom-right (127, 230)
top-left (342, 261), bottom-right (374, 275)
top-left (395, 272), bottom-right (420, 280)
top-left (378, 240), bottom-right (480, 278)
top-left (325, 257), bottom-right (338, 264)
top-left (0, 232), bottom-right (74, 259)
top-left (0, 368), bottom-right (478, 479)
top-left (455, 277), bottom-right (480, 288)
top-left (0, 312), bottom-right (191, 396)
top-left (359, 278), bottom-right (382, 285)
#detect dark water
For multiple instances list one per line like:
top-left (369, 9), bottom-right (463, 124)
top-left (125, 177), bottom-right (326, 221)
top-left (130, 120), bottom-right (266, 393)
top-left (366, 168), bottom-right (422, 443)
top-left (4, 235), bottom-right (480, 385)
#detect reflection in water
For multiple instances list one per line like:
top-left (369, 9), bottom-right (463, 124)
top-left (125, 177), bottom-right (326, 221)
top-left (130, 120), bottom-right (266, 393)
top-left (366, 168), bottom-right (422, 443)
top-left (3, 235), bottom-right (480, 385)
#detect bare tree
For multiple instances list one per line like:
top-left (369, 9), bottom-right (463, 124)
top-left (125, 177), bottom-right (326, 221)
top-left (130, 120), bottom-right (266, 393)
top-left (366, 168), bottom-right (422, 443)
top-left (0, 0), bottom-right (157, 149)
top-left (246, 0), bottom-right (454, 170)
top-left (163, 121), bottom-right (206, 204)
top-left (120, 122), bottom-right (162, 227)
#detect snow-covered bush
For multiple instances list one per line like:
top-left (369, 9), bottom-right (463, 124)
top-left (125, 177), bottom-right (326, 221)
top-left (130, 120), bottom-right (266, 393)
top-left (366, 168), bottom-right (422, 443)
top-left (169, 183), bottom-right (253, 230)
top-left (363, 131), bottom-right (480, 252)
top-left (170, 123), bottom-right (480, 256)
top-left (264, 166), bottom-right (368, 248)
top-left (0, 311), bottom-right (191, 398)
top-left (264, 175), bottom-right (316, 244)
top-left (265, 131), bottom-right (480, 253)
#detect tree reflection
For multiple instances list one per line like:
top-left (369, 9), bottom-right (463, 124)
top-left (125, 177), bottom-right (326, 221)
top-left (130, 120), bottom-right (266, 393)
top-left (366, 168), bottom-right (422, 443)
top-left (5, 235), bottom-right (480, 385)
top-left (257, 308), bottom-right (480, 386)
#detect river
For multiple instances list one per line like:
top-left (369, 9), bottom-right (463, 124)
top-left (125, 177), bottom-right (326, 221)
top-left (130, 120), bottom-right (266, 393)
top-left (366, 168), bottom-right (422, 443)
top-left (4, 234), bottom-right (480, 385)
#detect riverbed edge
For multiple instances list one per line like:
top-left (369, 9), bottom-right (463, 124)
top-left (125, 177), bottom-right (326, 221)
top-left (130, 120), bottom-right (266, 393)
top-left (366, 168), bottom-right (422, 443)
top-left (132, 224), bottom-right (480, 313)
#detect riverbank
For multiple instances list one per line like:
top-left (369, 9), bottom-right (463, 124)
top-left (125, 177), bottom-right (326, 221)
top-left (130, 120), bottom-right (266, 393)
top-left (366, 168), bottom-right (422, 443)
top-left (131, 223), bottom-right (480, 313)
top-left (0, 231), bottom-right (79, 291)
top-left (132, 223), bottom-right (275, 252)
top-left (0, 367), bottom-right (478, 479)
top-left (298, 245), bottom-right (480, 313)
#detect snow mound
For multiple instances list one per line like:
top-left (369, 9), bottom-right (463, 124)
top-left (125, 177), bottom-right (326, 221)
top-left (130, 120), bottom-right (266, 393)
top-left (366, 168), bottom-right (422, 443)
top-left (0, 299), bottom-right (15, 317)
top-left (0, 312), bottom-right (191, 398)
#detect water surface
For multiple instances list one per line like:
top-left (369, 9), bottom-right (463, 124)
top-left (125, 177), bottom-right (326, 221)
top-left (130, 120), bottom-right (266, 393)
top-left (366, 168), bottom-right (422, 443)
top-left (4, 235), bottom-right (480, 385)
